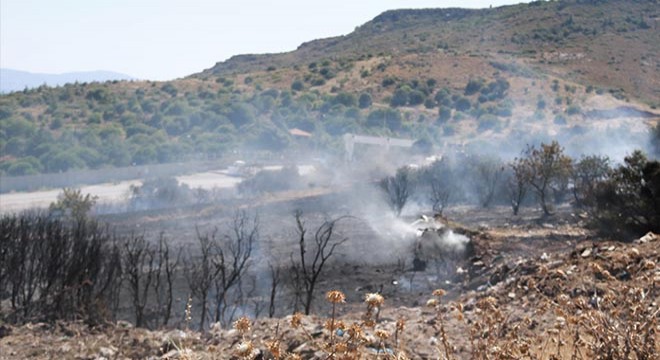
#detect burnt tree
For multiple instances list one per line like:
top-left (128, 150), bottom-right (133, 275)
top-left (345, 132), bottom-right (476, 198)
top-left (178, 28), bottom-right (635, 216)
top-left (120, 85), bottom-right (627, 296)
top-left (290, 210), bottom-right (349, 315)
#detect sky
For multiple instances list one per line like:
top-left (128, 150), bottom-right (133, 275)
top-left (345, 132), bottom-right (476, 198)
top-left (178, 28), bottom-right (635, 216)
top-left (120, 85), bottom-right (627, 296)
top-left (1, 0), bottom-right (530, 81)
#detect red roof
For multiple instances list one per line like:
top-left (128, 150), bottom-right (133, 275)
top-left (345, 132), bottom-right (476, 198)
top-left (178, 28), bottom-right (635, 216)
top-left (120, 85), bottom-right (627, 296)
top-left (289, 128), bottom-right (312, 137)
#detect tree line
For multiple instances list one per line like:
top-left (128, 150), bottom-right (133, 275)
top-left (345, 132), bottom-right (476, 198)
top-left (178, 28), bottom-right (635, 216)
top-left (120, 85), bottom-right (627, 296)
top-left (380, 141), bottom-right (659, 236)
top-left (0, 209), bottom-right (350, 331)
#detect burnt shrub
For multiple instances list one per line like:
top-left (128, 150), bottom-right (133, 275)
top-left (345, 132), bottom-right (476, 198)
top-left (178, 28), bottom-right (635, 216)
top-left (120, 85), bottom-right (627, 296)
top-left (0, 213), bottom-right (122, 325)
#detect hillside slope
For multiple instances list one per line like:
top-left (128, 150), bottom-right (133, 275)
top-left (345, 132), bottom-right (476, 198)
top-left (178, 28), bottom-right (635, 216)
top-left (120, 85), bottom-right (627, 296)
top-left (1, 0), bottom-right (658, 177)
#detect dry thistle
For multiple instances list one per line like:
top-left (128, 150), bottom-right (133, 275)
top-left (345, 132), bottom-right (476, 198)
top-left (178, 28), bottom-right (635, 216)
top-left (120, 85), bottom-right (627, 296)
top-left (324, 319), bottom-right (346, 332)
top-left (289, 313), bottom-right (303, 329)
top-left (347, 323), bottom-right (365, 341)
top-left (326, 290), bottom-right (346, 304)
top-left (375, 329), bottom-right (390, 340)
top-left (396, 318), bottom-right (406, 333)
top-left (364, 293), bottom-right (384, 307)
top-left (184, 295), bottom-right (193, 330)
top-left (234, 316), bottom-right (251, 335)
top-left (432, 289), bottom-right (447, 297)
top-left (265, 340), bottom-right (282, 359)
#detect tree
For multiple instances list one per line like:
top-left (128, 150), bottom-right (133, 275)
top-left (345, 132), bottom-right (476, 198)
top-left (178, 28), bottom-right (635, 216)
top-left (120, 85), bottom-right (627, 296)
top-left (49, 188), bottom-right (98, 220)
top-left (211, 210), bottom-right (257, 325)
top-left (390, 88), bottom-right (409, 107)
top-left (572, 155), bottom-right (610, 208)
top-left (290, 210), bottom-right (348, 315)
top-left (425, 159), bottom-right (453, 214)
top-left (652, 122), bottom-right (660, 158)
top-left (291, 80), bottom-right (304, 91)
top-left (121, 235), bottom-right (156, 328)
top-left (184, 229), bottom-right (219, 331)
top-left (472, 157), bottom-right (504, 208)
top-left (508, 158), bottom-right (530, 216)
top-left (518, 141), bottom-right (572, 215)
top-left (380, 167), bottom-right (414, 216)
top-left (438, 106), bottom-right (452, 123)
top-left (358, 93), bottom-right (373, 109)
top-left (590, 151), bottom-right (660, 236)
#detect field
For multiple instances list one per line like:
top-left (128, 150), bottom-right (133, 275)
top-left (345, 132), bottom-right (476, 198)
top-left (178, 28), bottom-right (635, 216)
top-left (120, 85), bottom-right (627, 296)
top-left (1, 197), bottom-right (658, 359)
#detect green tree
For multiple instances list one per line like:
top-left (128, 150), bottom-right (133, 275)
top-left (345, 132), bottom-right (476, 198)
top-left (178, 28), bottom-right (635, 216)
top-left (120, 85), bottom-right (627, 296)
top-left (390, 88), bottom-right (409, 107)
top-left (591, 151), bottom-right (660, 236)
top-left (518, 141), bottom-right (572, 215)
top-left (358, 93), bottom-right (373, 109)
top-left (49, 188), bottom-right (98, 220)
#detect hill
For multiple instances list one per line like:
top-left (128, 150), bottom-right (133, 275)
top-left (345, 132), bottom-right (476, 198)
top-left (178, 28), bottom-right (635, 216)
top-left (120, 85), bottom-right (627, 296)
top-left (0, 68), bottom-right (135, 94)
top-left (1, 0), bottom-right (659, 177)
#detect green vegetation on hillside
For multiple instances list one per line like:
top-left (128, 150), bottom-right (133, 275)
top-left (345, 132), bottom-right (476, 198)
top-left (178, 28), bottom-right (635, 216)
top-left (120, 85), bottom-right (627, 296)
top-left (1, 0), bottom-right (658, 176)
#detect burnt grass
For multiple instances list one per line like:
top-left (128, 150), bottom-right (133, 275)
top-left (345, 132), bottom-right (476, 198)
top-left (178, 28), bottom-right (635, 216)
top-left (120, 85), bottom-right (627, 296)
top-left (98, 187), bottom-right (591, 319)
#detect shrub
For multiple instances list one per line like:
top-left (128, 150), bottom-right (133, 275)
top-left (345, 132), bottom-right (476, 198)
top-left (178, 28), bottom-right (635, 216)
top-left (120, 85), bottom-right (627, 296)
top-left (454, 97), bottom-right (471, 112)
top-left (333, 92), bottom-right (357, 107)
top-left (408, 90), bottom-right (426, 106)
top-left (129, 177), bottom-right (193, 210)
top-left (438, 106), bottom-right (452, 123)
top-left (566, 105), bottom-right (581, 115)
top-left (358, 93), bottom-right (372, 109)
top-left (50, 188), bottom-right (98, 220)
top-left (590, 151), bottom-right (660, 236)
top-left (382, 77), bottom-right (396, 87)
top-left (464, 78), bottom-right (484, 96)
top-left (291, 80), bottom-right (304, 91)
top-left (478, 115), bottom-right (501, 131)
top-left (390, 88), bottom-right (409, 107)
top-left (238, 166), bottom-right (301, 196)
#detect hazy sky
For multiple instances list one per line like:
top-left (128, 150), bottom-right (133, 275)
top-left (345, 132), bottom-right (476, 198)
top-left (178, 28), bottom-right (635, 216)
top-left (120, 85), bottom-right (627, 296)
top-left (1, 0), bottom-right (530, 80)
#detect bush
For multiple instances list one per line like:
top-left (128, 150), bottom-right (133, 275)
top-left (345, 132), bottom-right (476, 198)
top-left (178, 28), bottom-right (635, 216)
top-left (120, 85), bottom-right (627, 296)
top-left (390, 88), bottom-right (409, 107)
top-left (366, 108), bottom-right (402, 131)
top-left (238, 166), bottom-right (301, 196)
top-left (477, 115), bottom-right (501, 131)
top-left (333, 92), bottom-right (357, 107)
top-left (408, 90), bottom-right (426, 106)
top-left (464, 78), bottom-right (484, 96)
top-left (129, 177), bottom-right (194, 210)
top-left (590, 151), bottom-right (660, 236)
top-left (454, 97), bottom-right (471, 112)
top-left (291, 80), bottom-right (304, 91)
top-left (358, 93), bottom-right (372, 109)
top-left (438, 106), bottom-right (452, 123)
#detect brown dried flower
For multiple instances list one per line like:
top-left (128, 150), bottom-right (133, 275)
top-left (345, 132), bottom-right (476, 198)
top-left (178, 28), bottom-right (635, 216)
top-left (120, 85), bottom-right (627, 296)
top-left (364, 293), bottom-right (385, 307)
top-left (290, 313), bottom-right (303, 329)
top-left (375, 329), bottom-right (390, 340)
top-left (233, 316), bottom-right (251, 334)
top-left (326, 290), bottom-right (346, 304)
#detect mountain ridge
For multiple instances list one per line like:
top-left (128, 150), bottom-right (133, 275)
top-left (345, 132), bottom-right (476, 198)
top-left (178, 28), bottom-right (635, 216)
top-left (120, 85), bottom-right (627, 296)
top-left (0, 68), bottom-right (135, 93)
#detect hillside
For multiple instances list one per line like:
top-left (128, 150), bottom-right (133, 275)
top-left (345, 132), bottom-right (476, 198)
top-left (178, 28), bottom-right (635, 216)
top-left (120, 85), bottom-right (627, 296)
top-left (1, 0), bottom-right (659, 177)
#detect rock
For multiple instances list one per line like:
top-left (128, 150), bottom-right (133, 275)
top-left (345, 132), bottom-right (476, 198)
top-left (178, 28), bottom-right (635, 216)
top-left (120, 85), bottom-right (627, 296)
top-left (634, 232), bottom-right (658, 244)
top-left (162, 329), bottom-right (188, 344)
top-left (99, 346), bottom-right (117, 358)
top-left (0, 325), bottom-right (12, 338)
top-left (581, 248), bottom-right (592, 258)
top-left (116, 320), bottom-right (133, 329)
